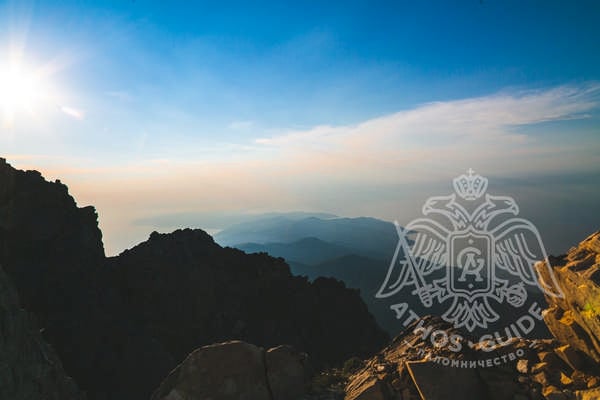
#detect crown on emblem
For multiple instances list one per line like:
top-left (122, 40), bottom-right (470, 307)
top-left (453, 169), bottom-right (487, 200)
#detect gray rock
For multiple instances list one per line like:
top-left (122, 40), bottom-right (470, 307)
top-left (266, 345), bottom-right (310, 400)
top-left (152, 341), bottom-right (310, 400)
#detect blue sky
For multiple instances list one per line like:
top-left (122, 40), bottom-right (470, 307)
top-left (0, 0), bottom-right (599, 254)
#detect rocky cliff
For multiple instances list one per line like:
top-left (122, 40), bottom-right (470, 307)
top-left (0, 158), bottom-right (388, 400)
top-left (0, 158), bottom-right (175, 399)
top-left (537, 231), bottom-right (600, 365)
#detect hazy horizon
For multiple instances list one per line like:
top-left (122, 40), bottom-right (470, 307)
top-left (1, 1), bottom-right (599, 256)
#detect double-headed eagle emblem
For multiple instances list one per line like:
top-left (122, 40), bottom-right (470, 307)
top-left (376, 169), bottom-right (563, 332)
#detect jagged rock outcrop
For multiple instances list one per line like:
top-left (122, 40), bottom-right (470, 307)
top-left (0, 264), bottom-right (84, 399)
top-left (536, 231), bottom-right (600, 365)
top-left (0, 158), bottom-right (177, 400)
top-left (340, 316), bottom-right (600, 400)
top-left (151, 341), bottom-right (310, 400)
top-left (0, 158), bottom-right (388, 400)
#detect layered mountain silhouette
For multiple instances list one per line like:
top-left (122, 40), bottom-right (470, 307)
top-left (215, 214), bottom-right (398, 260)
top-left (0, 158), bottom-right (387, 400)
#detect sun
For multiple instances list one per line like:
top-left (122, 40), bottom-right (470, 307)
top-left (0, 59), bottom-right (51, 125)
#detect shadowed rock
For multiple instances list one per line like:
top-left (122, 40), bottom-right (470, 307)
top-left (0, 265), bottom-right (84, 399)
top-left (151, 341), bottom-right (310, 400)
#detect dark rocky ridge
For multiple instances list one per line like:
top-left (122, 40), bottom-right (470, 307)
top-left (0, 158), bottom-right (388, 400)
top-left (109, 229), bottom-right (387, 368)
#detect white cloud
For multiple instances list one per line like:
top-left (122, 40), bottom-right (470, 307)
top-left (253, 84), bottom-right (600, 181)
top-left (257, 84), bottom-right (599, 148)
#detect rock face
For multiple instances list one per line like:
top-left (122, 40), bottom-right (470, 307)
top-left (0, 159), bottom-right (176, 400)
top-left (151, 341), bottom-right (310, 400)
top-left (0, 265), bottom-right (84, 399)
top-left (536, 231), bottom-right (600, 365)
top-left (0, 159), bottom-right (388, 400)
top-left (342, 316), bottom-right (600, 400)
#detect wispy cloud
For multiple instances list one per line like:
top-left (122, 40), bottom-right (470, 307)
top-left (257, 84), bottom-right (599, 147)
top-left (254, 84), bottom-right (600, 181)
top-left (60, 105), bottom-right (85, 120)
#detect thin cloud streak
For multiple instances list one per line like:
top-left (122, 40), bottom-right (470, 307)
top-left (60, 105), bottom-right (84, 119)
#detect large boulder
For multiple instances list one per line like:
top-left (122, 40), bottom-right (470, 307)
top-left (151, 341), bottom-right (309, 400)
top-left (266, 345), bottom-right (310, 400)
top-left (0, 265), bottom-right (84, 399)
top-left (152, 341), bottom-right (270, 400)
top-left (536, 231), bottom-right (600, 365)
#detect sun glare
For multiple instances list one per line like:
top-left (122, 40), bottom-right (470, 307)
top-left (0, 60), bottom-right (52, 125)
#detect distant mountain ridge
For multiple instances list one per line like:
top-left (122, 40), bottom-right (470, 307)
top-left (216, 214), bottom-right (398, 260)
top-left (235, 237), bottom-right (354, 265)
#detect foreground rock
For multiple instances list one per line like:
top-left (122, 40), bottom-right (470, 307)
top-left (342, 316), bottom-right (600, 400)
top-left (151, 341), bottom-right (309, 400)
top-left (0, 158), bottom-right (387, 399)
top-left (536, 231), bottom-right (600, 365)
top-left (0, 265), bottom-right (84, 399)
